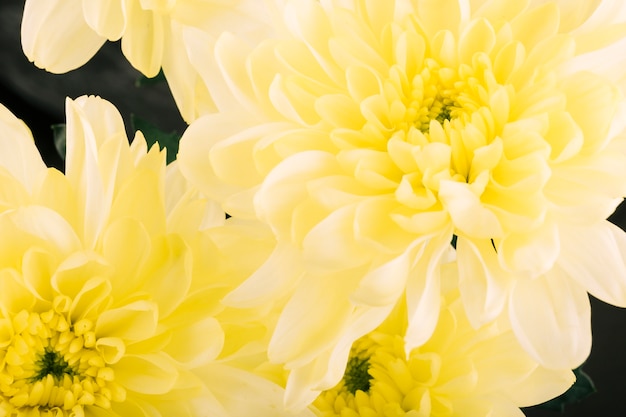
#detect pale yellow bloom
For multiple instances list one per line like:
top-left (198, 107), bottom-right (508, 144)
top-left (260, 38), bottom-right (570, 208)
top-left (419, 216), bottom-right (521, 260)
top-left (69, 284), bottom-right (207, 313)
top-left (178, 0), bottom-right (626, 403)
top-left (312, 283), bottom-right (575, 417)
top-left (0, 95), bottom-right (275, 416)
top-left (20, 0), bottom-right (279, 121)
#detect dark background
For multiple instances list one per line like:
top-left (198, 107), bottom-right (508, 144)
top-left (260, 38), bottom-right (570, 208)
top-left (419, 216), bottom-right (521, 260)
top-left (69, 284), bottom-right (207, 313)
top-left (3, 1), bottom-right (626, 416)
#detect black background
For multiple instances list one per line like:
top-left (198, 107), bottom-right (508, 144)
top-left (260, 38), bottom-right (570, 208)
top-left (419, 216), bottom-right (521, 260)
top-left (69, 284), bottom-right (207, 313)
top-left (3, 1), bottom-right (626, 416)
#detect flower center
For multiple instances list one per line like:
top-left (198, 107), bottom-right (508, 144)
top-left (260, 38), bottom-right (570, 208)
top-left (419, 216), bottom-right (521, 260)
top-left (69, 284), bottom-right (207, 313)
top-left (313, 333), bottom-right (448, 417)
top-left (32, 349), bottom-right (74, 381)
top-left (343, 354), bottom-right (372, 395)
top-left (0, 297), bottom-right (126, 416)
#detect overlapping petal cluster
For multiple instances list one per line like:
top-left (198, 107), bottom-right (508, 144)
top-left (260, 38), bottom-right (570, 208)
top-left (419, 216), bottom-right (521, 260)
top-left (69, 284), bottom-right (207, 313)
top-left (0, 95), bottom-right (277, 417)
top-left (21, 0), bottom-right (279, 121)
top-left (312, 278), bottom-right (574, 417)
top-left (178, 0), bottom-right (626, 407)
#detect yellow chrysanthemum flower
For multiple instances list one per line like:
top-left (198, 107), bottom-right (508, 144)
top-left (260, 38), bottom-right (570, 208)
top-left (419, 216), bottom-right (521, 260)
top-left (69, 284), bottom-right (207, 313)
top-left (311, 284), bottom-right (575, 417)
top-left (0, 95), bottom-right (274, 416)
top-left (20, 0), bottom-right (279, 121)
top-left (178, 0), bottom-right (626, 402)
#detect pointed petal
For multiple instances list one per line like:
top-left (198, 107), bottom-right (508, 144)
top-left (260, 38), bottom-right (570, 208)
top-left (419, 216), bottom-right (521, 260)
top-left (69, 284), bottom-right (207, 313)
top-left (0, 104), bottom-right (46, 193)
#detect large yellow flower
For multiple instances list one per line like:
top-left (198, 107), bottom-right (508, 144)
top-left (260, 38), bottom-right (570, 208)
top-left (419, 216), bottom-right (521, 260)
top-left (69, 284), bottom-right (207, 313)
top-left (20, 0), bottom-right (279, 121)
top-left (312, 282), bottom-right (575, 417)
top-left (0, 95), bottom-right (274, 416)
top-left (178, 0), bottom-right (626, 401)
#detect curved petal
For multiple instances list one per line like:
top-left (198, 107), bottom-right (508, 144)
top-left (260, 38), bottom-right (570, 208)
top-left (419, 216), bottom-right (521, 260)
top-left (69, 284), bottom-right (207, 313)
top-left (163, 23), bottom-right (215, 122)
top-left (557, 221), bottom-right (626, 307)
top-left (508, 273), bottom-right (591, 369)
top-left (457, 236), bottom-right (510, 328)
top-left (113, 353), bottom-right (178, 395)
top-left (404, 231), bottom-right (451, 351)
top-left (21, 0), bottom-right (106, 73)
top-left (197, 362), bottom-right (316, 417)
top-left (82, 0), bottom-right (127, 40)
top-left (165, 317), bottom-right (224, 366)
top-left (121, 2), bottom-right (164, 77)
top-left (95, 300), bottom-right (159, 340)
top-left (223, 243), bottom-right (303, 308)
top-left (268, 269), bottom-right (363, 368)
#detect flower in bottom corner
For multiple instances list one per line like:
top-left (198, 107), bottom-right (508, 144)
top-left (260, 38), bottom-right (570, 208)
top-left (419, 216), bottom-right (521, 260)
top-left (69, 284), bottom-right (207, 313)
top-left (0, 95), bottom-right (269, 416)
top-left (310, 280), bottom-right (575, 417)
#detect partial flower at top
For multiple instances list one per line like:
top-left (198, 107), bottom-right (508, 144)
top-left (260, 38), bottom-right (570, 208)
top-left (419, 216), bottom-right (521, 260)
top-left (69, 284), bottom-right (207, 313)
top-left (20, 0), bottom-right (280, 122)
top-left (178, 0), bottom-right (626, 406)
top-left (0, 95), bottom-right (273, 416)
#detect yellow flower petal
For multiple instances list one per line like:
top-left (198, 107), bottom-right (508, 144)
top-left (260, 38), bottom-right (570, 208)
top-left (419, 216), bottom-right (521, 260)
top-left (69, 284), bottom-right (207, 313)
top-left (113, 353), bottom-right (178, 395)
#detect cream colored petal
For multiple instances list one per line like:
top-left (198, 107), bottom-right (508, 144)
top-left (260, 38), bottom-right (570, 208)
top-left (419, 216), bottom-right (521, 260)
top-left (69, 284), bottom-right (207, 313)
top-left (507, 365), bottom-right (575, 407)
top-left (183, 28), bottom-right (245, 113)
top-left (0, 104), bottom-right (46, 193)
top-left (557, 222), bottom-right (626, 307)
top-left (95, 300), bottom-right (159, 340)
top-left (510, 2), bottom-right (560, 50)
top-left (303, 205), bottom-right (375, 271)
top-left (223, 243), bottom-right (303, 308)
top-left (404, 232), bottom-right (451, 351)
top-left (21, 0), bottom-right (106, 73)
top-left (69, 276), bottom-right (113, 322)
top-left (255, 150), bottom-right (343, 236)
top-left (165, 317), bottom-right (224, 366)
top-left (561, 71), bottom-right (621, 153)
top-left (268, 270), bottom-right (361, 367)
top-left (9, 206), bottom-right (82, 256)
top-left (65, 96), bottom-right (127, 248)
top-left (438, 180), bottom-right (503, 238)
top-left (162, 23), bottom-right (215, 122)
top-left (352, 236), bottom-right (427, 308)
top-left (178, 112), bottom-right (261, 208)
top-left (416, 0), bottom-right (468, 38)
top-left (283, 302), bottom-right (395, 410)
top-left (51, 251), bottom-right (112, 299)
top-left (141, 235), bottom-right (191, 317)
top-left (508, 272), bottom-right (591, 369)
top-left (82, 0), bottom-right (127, 40)
top-left (121, 2), bottom-right (164, 77)
top-left (456, 237), bottom-right (510, 328)
top-left (197, 362), bottom-right (316, 417)
top-left (498, 221), bottom-right (560, 278)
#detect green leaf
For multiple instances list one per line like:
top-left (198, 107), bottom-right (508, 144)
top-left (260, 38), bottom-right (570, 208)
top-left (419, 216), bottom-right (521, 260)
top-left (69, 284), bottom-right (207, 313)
top-left (536, 365), bottom-right (596, 412)
top-left (135, 69), bottom-right (166, 87)
top-left (130, 114), bottom-right (180, 164)
top-left (51, 123), bottom-right (66, 161)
